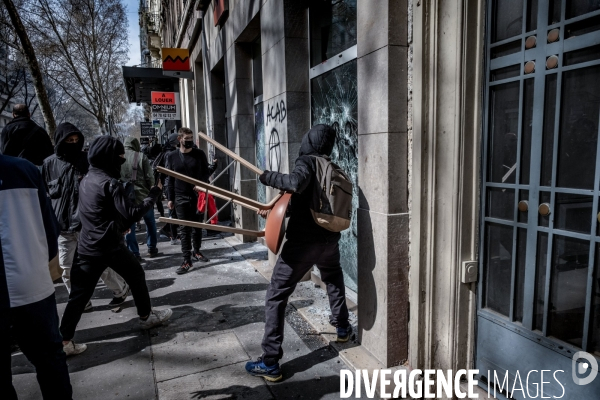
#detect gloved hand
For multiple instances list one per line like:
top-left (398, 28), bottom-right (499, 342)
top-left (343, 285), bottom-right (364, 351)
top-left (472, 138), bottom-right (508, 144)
top-left (259, 171), bottom-right (270, 185)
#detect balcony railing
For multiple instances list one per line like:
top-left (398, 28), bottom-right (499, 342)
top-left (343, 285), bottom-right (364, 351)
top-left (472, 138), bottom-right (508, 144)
top-left (134, 59), bottom-right (163, 69)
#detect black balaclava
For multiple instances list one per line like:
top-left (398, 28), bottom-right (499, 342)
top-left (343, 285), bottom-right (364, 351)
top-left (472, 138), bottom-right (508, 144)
top-left (54, 122), bottom-right (84, 162)
top-left (88, 136), bottom-right (126, 179)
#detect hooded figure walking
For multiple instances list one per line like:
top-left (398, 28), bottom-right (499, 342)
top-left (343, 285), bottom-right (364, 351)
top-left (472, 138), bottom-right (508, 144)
top-left (59, 136), bottom-right (172, 355)
top-left (245, 124), bottom-right (351, 382)
top-left (42, 123), bottom-right (130, 319)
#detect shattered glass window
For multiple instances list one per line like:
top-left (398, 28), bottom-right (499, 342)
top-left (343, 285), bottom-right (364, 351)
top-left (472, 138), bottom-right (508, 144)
top-left (255, 102), bottom-right (267, 231)
top-left (311, 60), bottom-right (358, 291)
top-left (309, 0), bottom-right (357, 67)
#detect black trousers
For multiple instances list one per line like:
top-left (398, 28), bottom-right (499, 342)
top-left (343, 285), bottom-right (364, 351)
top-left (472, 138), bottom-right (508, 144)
top-left (60, 246), bottom-right (152, 341)
top-left (261, 240), bottom-right (349, 365)
top-left (175, 194), bottom-right (202, 261)
top-left (1, 294), bottom-right (72, 399)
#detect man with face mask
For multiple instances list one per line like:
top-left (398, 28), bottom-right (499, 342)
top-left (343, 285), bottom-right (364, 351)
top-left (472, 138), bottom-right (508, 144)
top-left (42, 123), bottom-right (130, 316)
top-left (59, 136), bottom-right (172, 356)
top-left (164, 128), bottom-right (217, 274)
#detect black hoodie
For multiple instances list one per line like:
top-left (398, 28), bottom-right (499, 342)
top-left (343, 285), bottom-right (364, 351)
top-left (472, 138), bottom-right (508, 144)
top-left (42, 122), bottom-right (88, 233)
top-left (78, 136), bottom-right (160, 256)
top-left (0, 116), bottom-right (54, 166)
top-left (260, 124), bottom-right (340, 243)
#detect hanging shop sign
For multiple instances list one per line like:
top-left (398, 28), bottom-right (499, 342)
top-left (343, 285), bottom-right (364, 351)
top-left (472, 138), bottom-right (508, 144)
top-left (162, 48), bottom-right (190, 71)
top-left (162, 48), bottom-right (193, 79)
top-left (151, 91), bottom-right (181, 120)
top-left (140, 122), bottom-right (155, 136)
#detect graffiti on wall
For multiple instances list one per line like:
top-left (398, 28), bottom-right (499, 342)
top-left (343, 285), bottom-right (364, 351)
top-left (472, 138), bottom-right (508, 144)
top-left (266, 100), bottom-right (286, 126)
top-left (310, 60), bottom-right (358, 291)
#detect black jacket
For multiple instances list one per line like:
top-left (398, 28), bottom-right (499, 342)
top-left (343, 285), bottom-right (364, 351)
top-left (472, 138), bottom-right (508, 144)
top-left (42, 123), bottom-right (88, 233)
top-left (260, 124), bottom-right (341, 243)
top-left (0, 117), bottom-right (54, 166)
top-left (78, 136), bottom-right (160, 256)
top-left (164, 148), bottom-right (217, 200)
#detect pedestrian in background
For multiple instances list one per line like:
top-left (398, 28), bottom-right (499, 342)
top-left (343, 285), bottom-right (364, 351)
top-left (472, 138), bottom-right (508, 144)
top-left (42, 122), bottom-right (130, 310)
top-left (121, 136), bottom-right (159, 260)
top-left (60, 136), bottom-right (172, 356)
top-left (0, 153), bottom-right (72, 398)
top-left (0, 104), bottom-right (53, 166)
top-left (155, 133), bottom-right (179, 244)
top-left (165, 128), bottom-right (217, 274)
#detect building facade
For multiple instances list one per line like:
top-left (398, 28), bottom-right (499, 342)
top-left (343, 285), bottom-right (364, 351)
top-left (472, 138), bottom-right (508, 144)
top-left (136, 1), bottom-right (600, 397)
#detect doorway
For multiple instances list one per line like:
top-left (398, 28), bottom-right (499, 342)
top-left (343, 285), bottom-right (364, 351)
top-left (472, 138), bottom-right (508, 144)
top-left (477, 1), bottom-right (600, 397)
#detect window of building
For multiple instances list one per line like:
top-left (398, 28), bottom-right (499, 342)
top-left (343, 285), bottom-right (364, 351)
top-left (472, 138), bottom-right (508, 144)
top-left (309, 0), bottom-right (358, 291)
top-left (309, 0), bottom-right (357, 67)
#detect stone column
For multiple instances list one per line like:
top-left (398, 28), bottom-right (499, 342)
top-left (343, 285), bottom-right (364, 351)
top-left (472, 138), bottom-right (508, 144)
top-left (260, 0), bottom-right (310, 261)
top-left (224, 44), bottom-right (258, 241)
top-left (356, 0), bottom-right (410, 367)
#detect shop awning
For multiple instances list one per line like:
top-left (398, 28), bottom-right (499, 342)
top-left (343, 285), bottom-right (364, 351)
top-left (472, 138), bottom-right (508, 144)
top-left (122, 66), bottom-right (180, 104)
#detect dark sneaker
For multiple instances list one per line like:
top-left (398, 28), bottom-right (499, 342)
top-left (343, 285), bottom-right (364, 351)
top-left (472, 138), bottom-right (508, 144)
top-left (83, 301), bottom-right (93, 312)
top-left (134, 254), bottom-right (144, 263)
top-left (192, 251), bottom-right (209, 262)
top-left (176, 260), bottom-right (193, 275)
top-left (336, 325), bottom-right (352, 343)
top-left (108, 287), bottom-right (130, 306)
top-left (245, 357), bottom-right (282, 382)
top-left (148, 248), bottom-right (159, 258)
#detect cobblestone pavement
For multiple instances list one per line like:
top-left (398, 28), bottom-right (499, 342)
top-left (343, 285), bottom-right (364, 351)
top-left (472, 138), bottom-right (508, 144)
top-left (11, 214), bottom-right (360, 399)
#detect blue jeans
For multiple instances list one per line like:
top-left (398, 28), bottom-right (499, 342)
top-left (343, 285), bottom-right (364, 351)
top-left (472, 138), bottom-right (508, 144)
top-left (1, 294), bottom-right (72, 399)
top-left (125, 208), bottom-right (157, 256)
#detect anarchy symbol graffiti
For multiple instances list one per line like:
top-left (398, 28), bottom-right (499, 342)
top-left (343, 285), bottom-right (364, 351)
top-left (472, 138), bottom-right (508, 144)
top-left (269, 128), bottom-right (281, 172)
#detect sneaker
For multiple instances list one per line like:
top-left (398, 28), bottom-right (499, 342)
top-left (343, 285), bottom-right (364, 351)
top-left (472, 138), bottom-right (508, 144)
top-left (245, 357), bottom-right (282, 382)
top-left (336, 325), bottom-right (353, 343)
top-left (176, 260), bottom-right (192, 275)
top-left (192, 251), bottom-right (209, 262)
top-left (63, 341), bottom-right (87, 356)
top-left (83, 301), bottom-right (93, 312)
top-left (170, 238), bottom-right (180, 245)
top-left (134, 254), bottom-right (144, 263)
top-left (148, 248), bottom-right (159, 258)
top-left (108, 287), bottom-right (130, 306)
top-left (139, 308), bottom-right (173, 329)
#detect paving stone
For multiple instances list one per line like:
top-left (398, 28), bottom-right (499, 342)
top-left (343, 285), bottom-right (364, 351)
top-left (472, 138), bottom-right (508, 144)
top-left (152, 331), bottom-right (249, 383)
top-left (157, 361), bottom-right (272, 400)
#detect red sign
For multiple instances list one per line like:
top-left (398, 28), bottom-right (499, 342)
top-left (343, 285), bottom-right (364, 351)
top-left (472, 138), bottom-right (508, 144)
top-left (162, 48), bottom-right (190, 72)
top-left (151, 92), bottom-right (175, 105)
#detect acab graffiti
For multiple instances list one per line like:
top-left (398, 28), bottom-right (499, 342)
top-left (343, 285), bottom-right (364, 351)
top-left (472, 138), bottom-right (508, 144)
top-left (266, 100), bottom-right (286, 126)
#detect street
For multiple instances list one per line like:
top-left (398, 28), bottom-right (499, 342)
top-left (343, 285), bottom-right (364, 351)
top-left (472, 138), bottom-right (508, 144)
top-left (11, 213), bottom-right (358, 399)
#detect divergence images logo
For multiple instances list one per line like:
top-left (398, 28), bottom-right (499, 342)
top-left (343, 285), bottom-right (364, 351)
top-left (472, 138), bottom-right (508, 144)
top-left (572, 351), bottom-right (598, 386)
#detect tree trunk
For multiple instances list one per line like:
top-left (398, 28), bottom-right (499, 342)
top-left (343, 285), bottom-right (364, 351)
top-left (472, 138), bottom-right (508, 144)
top-left (2, 0), bottom-right (56, 139)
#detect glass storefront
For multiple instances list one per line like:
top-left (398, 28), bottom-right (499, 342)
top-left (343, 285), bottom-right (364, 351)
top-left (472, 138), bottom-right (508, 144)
top-left (310, 60), bottom-right (358, 291)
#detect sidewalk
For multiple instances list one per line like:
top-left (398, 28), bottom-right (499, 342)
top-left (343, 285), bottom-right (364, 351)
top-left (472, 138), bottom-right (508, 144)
top-left (11, 215), bottom-right (359, 399)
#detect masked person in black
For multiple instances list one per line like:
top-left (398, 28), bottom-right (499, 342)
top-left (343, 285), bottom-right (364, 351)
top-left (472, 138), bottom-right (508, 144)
top-left (165, 128), bottom-right (217, 274)
top-left (245, 124), bottom-right (351, 382)
top-left (42, 123), bottom-right (130, 319)
top-left (156, 133), bottom-right (180, 244)
top-left (59, 136), bottom-right (172, 355)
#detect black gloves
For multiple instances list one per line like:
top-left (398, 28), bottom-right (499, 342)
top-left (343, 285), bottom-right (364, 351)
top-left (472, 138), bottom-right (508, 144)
top-left (259, 171), bottom-right (270, 185)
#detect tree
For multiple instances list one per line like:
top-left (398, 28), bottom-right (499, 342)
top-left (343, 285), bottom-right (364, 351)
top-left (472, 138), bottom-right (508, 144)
top-left (29, 0), bottom-right (130, 135)
top-left (1, 0), bottom-right (56, 137)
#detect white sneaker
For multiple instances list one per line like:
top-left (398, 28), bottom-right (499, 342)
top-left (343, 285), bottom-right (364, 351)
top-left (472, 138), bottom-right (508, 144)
top-left (139, 309), bottom-right (173, 330)
top-left (63, 341), bottom-right (87, 356)
top-left (170, 238), bottom-right (180, 245)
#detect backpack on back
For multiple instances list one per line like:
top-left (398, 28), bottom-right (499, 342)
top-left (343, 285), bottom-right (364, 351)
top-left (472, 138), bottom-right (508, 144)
top-left (309, 156), bottom-right (353, 232)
